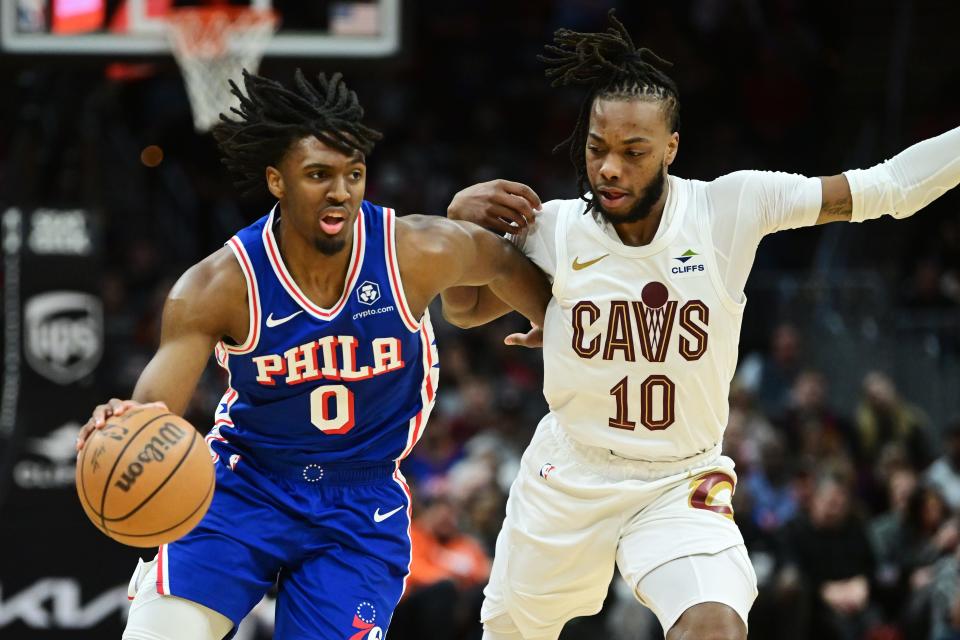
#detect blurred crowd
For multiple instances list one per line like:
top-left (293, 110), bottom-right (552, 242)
top-left (3, 1), bottom-right (960, 639)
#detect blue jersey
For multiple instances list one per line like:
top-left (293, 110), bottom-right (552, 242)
top-left (206, 201), bottom-right (439, 469)
top-left (146, 201), bottom-right (438, 639)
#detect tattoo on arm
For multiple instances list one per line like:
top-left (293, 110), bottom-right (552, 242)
top-left (817, 175), bottom-right (854, 225)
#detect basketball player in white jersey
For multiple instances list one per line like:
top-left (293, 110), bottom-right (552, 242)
top-left (441, 13), bottom-right (960, 640)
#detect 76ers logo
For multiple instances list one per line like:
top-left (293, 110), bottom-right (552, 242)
top-left (349, 601), bottom-right (382, 640)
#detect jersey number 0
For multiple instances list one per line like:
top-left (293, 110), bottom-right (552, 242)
top-left (310, 385), bottom-right (356, 434)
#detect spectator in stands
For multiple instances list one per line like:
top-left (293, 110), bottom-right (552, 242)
top-left (723, 380), bottom-right (777, 475)
top-left (737, 322), bottom-right (806, 419)
top-left (855, 371), bottom-right (933, 471)
top-left (742, 435), bottom-right (800, 533)
top-left (780, 473), bottom-right (878, 640)
top-left (931, 544), bottom-right (960, 640)
top-left (927, 419), bottom-right (960, 511)
top-left (391, 494), bottom-right (491, 640)
top-left (907, 485), bottom-right (960, 638)
top-left (778, 369), bottom-right (855, 464)
top-left (869, 467), bottom-right (920, 620)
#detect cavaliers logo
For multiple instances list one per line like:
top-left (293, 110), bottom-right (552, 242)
top-left (570, 281), bottom-right (708, 364)
top-left (688, 471), bottom-right (735, 520)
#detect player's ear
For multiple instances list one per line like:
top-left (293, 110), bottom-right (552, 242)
top-left (266, 166), bottom-right (284, 199)
top-left (665, 132), bottom-right (679, 167)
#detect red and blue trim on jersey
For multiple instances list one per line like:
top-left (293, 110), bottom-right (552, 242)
top-left (204, 200), bottom-right (438, 468)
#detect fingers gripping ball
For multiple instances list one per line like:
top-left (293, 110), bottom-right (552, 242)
top-left (76, 406), bottom-right (215, 548)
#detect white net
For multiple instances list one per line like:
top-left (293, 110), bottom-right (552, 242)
top-left (165, 8), bottom-right (278, 132)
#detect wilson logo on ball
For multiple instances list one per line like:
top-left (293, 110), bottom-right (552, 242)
top-left (114, 422), bottom-right (189, 492)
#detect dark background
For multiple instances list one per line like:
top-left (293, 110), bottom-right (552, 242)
top-left (2, 1), bottom-right (960, 639)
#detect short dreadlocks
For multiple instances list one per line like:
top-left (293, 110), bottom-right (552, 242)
top-left (539, 10), bottom-right (679, 208)
top-left (212, 69), bottom-right (382, 196)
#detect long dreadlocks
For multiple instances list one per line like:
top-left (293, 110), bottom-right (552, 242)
top-left (212, 69), bottom-right (382, 196)
top-left (539, 10), bottom-right (680, 209)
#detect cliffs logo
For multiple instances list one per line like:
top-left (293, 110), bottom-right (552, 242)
top-left (24, 291), bottom-right (103, 385)
top-left (13, 422), bottom-right (80, 490)
top-left (671, 248), bottom-right (705, 277)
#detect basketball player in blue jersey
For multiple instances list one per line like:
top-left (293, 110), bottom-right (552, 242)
top-left (442, 12), bottom-right (960, 640)
top-left (74, 69), bottom-right (550, 640)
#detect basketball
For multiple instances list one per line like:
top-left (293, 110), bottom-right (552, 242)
top-left (76, 406), bottom-right (215, 548)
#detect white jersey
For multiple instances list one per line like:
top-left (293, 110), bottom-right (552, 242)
top-left (513, 171), bottom-right (821, 462)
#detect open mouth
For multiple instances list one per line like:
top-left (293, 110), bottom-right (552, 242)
top-left (597, 188), bottom-right (629, 208)
top-left (319, 211), bottom-right (346, 235)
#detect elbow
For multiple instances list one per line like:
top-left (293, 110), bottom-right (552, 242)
top-left (441, 305), bottom-right (481, 329)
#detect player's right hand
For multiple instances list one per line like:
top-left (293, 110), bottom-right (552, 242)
top-left (505, 322), bottom-right (543, 349)
top-left (75, 399), bottom-right (169, 452)
top-left (447, 179), bottom-right (542, 234)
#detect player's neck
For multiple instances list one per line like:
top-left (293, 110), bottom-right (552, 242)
top-left (275, 217), bottom-right (354, 308)
top-left (609, 180), bottom-right (670, 247)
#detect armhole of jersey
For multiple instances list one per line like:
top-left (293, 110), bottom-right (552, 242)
top-left (696, 205), bottom-right (747, 315)
top-left (383, 208), bottom-right (422, 333)
top-left (222, 236), bottom-right (262, 354)
top-left (551, 204), bottom-right (571, 299)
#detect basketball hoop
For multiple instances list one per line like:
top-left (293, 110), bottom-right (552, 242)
top-left (165, 7), bottom-right (278, 132)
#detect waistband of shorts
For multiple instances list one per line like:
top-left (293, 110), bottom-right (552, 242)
top-left (547, 419), bottom-right (722, 481)
top-left (248, 454), bottom-right (398, 485)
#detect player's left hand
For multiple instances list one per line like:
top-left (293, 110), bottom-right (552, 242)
top-left (505, 322), bottom-right (543, 348)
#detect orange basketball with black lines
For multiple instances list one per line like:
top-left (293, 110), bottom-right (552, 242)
top-left (76, 406), bottom-right (215, 548)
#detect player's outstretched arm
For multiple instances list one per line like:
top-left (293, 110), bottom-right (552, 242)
top-left (441, 179), bottom-right (544, 326)
top-left (816, 125), bottom-right (960, 225)
top-left (76, 249), bottom-right (246, 450)
top-left (397, 216), bottom-right (551, 329)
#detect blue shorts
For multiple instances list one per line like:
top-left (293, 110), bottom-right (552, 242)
top-left (157, 446), bottom-right (412, 639)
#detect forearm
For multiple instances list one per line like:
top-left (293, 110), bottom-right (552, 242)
top-left (845, 125), bottom-right (960, 222)
top-left (131, 359), bottom-right (203, 416)
top-left (440, 285), bottom-right (514, 328)
top-left (485, 244), bottom-right (550, 327)
top-left (131, 335), bottom-right (217, 415)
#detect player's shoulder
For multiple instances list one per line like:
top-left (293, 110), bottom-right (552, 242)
top-left (152, 246), bottom-right (248, 340)
top-left (395, 212), bottom-right (450, 242)
top-left (170, 246), bottom-right (247, 312)
top-left (529, 197), bottom-right (583, 232)
top-left (394, 214), bottom-right (468, 262)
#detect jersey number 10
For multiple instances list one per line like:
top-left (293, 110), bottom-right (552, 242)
top-left (609, 375), bottom-right (675, 431)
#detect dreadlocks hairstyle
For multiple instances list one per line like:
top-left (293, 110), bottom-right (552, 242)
top-left (212, 69), bottom-right (383, 196)
top-left (539, 10), bottom-right (680, 209)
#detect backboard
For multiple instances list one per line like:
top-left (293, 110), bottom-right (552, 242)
top-left (1, 0), bottom-right (400, 57)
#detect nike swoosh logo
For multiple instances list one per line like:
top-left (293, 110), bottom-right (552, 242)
top-left (265, 310), bottom-right (303, 328)
top-left (572, 254), bottom-right (610, 271)
top-left (373, 505), bottom-right (405, 523)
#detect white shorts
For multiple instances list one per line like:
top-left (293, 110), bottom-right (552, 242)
top-left (481, 415), bottom-right (758, 640)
